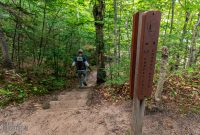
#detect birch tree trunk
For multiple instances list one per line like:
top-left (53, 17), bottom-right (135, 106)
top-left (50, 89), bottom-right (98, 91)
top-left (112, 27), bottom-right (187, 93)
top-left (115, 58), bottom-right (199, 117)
top-left (155, 46), bottom-right (169, 101)
top-left (188, 12), bottom-right (200, 67)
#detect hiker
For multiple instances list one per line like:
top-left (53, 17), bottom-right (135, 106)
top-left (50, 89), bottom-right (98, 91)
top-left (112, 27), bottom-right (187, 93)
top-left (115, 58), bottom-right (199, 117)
top-left (72, 49), bottom-right (91, 88)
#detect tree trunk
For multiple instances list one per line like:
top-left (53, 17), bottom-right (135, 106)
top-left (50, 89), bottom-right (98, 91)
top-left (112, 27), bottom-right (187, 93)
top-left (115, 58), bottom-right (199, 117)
top-left (12, 21), bottom-right (18, 61)
top-left (194, 46), bottom-right (200, 63)
top-left (38, 0), bottom-right (47, 65)
top-left (17, 0), bottom-right (22, 70)
top-left (155, 46), bottom-right (169, 101)
top-left (17, 26), bottom-right (21, 69)
top-left (184, 38), bottom-right (189, 68)
top-left (0, 29), bottom-right (13, 69)
top-left (170, 0), bottom-right (175, 34)
top-left (107, 15), bottom-right (113, 82)
top-left (113, 0), bottom-right (118, 62)
top-left (93, 0), bottom-right (106, 84)
top-left (118, 1), bottom-right (122, 60)
top-left (163, 7), bottom-right (171, 43)
top-left (126, 17), bottom-right (131, 58)
top-left (175, 11), bottom-right (190, 69)
top-left (188, 12), bottom-right (200, 67)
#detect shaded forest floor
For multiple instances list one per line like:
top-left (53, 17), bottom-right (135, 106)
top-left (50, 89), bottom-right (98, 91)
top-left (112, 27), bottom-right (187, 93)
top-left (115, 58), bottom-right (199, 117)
top-left (97, 70), bottom-right (200, 114)
top-left (0, 71), bottom-right (199, 135)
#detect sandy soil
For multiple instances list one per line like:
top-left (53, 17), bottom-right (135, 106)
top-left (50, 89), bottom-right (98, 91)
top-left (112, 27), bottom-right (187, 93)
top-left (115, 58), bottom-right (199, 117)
top-left (0, 72), bottom-right (199, 135)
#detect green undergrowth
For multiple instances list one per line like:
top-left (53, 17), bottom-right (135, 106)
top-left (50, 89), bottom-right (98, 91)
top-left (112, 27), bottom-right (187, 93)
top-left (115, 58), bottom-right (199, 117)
top-left (0, 70), bottom-right (70, 107)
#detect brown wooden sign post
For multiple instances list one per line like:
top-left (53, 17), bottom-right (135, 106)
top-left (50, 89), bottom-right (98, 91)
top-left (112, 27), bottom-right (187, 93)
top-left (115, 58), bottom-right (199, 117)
top-left (130, 11), bottom-right (161, 135)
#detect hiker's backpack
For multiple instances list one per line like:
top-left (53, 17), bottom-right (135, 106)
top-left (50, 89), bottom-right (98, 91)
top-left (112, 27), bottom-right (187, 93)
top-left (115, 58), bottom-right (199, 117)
top-left (75, 56), bottom-right (86, 70)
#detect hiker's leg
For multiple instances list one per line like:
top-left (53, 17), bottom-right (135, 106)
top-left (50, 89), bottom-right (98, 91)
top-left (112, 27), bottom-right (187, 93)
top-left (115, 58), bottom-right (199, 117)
top-left (83, 70), bottom-right (87, 82)
top-left (81, 71), bottom-right (86, 87)
top-left (77, 71), bottom-right (83, 87)
top-left (83, 70), bottom-right (87, 86)
top-left (85, 69), bottom-right (88, 81)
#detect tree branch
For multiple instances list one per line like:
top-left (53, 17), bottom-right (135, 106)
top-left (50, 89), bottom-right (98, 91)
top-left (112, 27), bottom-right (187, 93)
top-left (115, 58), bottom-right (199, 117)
top-left (195, 12), bottom-right (200, 27)
top-left (178, 0), bottom-right (184, 8)
top-left (0, 1), bottom-right (34, 18)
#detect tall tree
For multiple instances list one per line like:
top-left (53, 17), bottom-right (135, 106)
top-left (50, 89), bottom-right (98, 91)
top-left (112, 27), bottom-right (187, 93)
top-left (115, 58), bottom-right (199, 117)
top-left (188, 12), bottom-right (200, 67)
top-left (93, 0), bottom-right (106, 84)
top-left (175, 11), bottom-right (190, 69)
top-left (170, 0), bottom-right (175, 34)
top-left (113, 0), bottom-right (118, 62)
top-left (38, 0), bottom-right (47, 65)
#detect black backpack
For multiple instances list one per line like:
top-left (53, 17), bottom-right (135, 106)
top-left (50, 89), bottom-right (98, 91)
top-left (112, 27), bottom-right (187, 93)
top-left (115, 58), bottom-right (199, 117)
top-left (76, 56), bottom-right (86, 70)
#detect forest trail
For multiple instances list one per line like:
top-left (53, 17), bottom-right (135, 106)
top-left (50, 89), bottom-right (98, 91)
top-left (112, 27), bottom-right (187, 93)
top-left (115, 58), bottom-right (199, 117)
top-left (0, 72), bottom-right (130, 135)
top-left (0, 71), bottom-right (200, 135)
top-left (49, 71), bottom-right (96, 111)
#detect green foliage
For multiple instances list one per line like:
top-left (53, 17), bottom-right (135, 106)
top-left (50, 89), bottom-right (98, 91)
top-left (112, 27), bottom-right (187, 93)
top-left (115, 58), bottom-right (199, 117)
top-left (0, 71), bottom-right (69, 107)
top-left (0, 0), bottom-right (199, 77)
top-left (125, 130), bottom-right (131, 135)
top-left (0, 0), bottom-right (95, 75)
top-left (39, 77), bottom-right (67, 91)
top-left (32, 86), bottom-right (48, 95)
top-left (0, 84), bottom-right (27, 106)
top-left (106, 56), bottom-right (130, 85)
top-left (174, 66), bottom-right (200, 77)
top-left (170, 89), bottom-right (177, 97)
top-left (0, 82), bottom-right (48, 107)
top-left (0, 88), bottom-right (13, 96)
top-left (104, 0), bottom-right (200, 87)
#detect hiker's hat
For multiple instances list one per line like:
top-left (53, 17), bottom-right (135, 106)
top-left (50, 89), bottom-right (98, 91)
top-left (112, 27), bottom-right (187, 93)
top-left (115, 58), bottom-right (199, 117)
top-left (78, 49), bottom-right (83, 53)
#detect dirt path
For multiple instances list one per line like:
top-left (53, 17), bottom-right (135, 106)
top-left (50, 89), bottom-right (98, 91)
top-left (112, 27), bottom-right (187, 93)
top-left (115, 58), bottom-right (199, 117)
top-left (0, 72), bottom-right (129, 135)
top-left (0, 72), bottom-right (200, 135)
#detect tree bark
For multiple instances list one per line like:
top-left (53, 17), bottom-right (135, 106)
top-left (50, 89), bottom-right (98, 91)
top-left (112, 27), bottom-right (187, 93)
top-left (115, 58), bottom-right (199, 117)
top-left (113, 0), bottom-right (118, 62)
top-left (155, 46), bottom-right (169, 101)
top-left (93, 0), bottom-right (106, 84)
top-left (38, 0), bottom-right (47, 65)
top-left (126, 17), bottom-right (131, 58)
top-left (12, 21), bottom-right (18, 61)
top-left (194, 46), bottom-right (200, 63)
top-left (162, 6), bottom-right (171, 44)
top-left (0, 29), bottom-right (13, 69)
top-left (17, 25), bottom-right (21, 69)
top-left (170, 0), bottom-right (175, 34)
top-left (118, 1), bottom-right (122, 60)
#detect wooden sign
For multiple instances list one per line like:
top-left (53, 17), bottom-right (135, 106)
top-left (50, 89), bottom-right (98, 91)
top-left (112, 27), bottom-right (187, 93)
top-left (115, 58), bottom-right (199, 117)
top-left (130, 11), bottom-right (161, 135)
top-left (130, 11), bottom-right (161, 100)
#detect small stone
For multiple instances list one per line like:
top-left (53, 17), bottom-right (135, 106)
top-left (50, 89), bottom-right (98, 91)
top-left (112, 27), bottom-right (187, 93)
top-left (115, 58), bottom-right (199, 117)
top-left (97, 119), bottom-right (104, 124)
top-left (162, 95), bottom-right (168, 100)
top-left (76, 110), bottom-right (81, 114)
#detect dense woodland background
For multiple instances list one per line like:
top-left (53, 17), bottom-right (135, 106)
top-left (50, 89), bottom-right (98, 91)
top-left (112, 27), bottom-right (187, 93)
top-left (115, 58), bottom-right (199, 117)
top-left (0, 0), bottom-right (199, 112)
